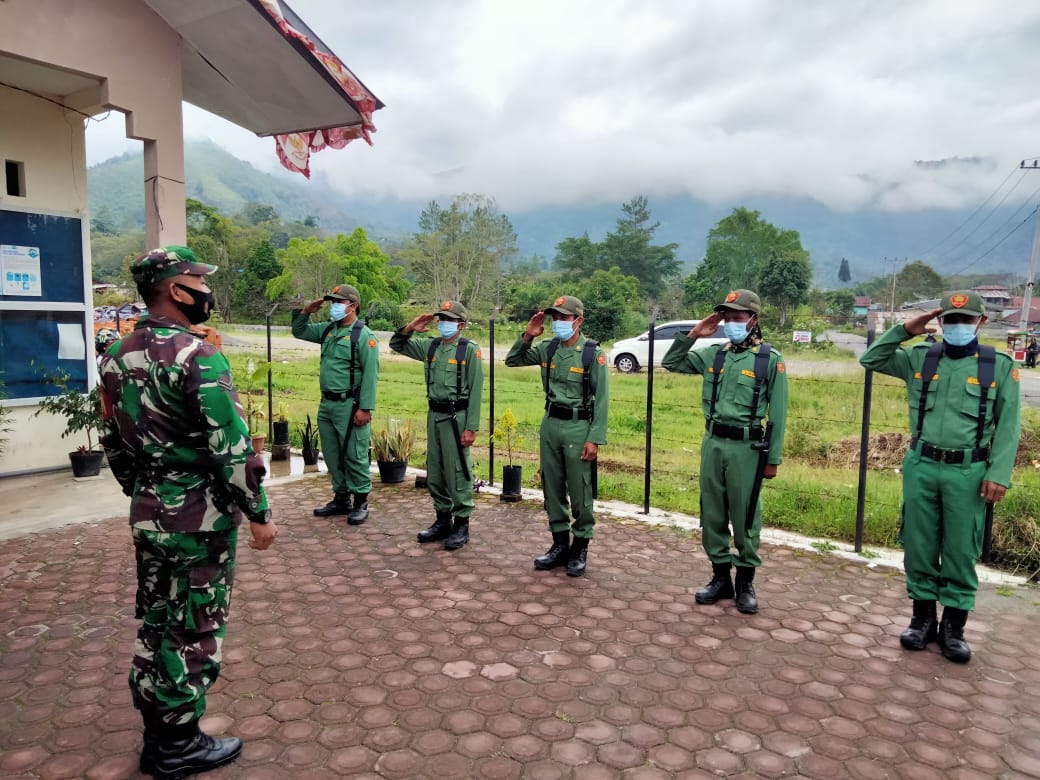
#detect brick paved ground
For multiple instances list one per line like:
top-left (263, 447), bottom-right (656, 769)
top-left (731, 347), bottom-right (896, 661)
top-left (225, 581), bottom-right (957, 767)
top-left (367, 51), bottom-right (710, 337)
top-left (2, 474), bottom-right (1040, 779)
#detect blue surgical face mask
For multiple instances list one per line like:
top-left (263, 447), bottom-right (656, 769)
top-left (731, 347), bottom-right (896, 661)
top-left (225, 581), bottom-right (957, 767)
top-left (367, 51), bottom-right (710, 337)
top-left (329, 302), bottom-right (348, 321)
top-left (943, 323), bottom-right (977, 347)
top-left (723, 321), bottom-right (749, 344)
top-left (437, 319), bottom-right (459, 338)
top-left (552, 320), bottom-right (575, 341)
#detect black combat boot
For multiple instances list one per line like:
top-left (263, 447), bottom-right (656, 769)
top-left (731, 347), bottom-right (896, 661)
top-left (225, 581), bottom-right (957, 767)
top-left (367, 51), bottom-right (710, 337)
top-left (313, 492), bottom-right (351, 517)
top-left (417, 511), bottom-right (452, 543)
top-left (140, 722), bottom-right (241, 779)
top-left (899, 600), bottom-right (938, 650)
top-left (347, 493), bottom-right (369, 525)
top-left (444, 517), bottom-right (470, 551)
top-left (534, 531), bottom-right (570, 570)
top-left (734, 567), bottom-right (758, 614)
top-left (938, 606), bottom-right (972, 663)
top-left (695, 563), bottom-right (734, 604)
top-left (566, 536), bottom-right (590, 577)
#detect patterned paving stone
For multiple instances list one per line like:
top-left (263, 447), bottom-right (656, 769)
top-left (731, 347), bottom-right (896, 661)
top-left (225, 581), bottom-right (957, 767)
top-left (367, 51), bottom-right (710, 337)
top-left (1, 477), bottom-right (1039, 778)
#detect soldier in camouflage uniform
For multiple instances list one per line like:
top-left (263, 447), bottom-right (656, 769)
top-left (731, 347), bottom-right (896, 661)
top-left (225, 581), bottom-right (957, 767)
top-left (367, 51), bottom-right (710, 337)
top-left (292, 284), bottom-right (380, 524)
top-left (390, 301), bottom-right (483, 550)
top-left (505, 296), bottom-right (609, 578)
top-left (99, 246), bottom-right (277, 779)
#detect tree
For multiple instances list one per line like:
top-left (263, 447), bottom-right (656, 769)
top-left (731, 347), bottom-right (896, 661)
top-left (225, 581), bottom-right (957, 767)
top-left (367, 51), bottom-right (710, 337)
top-left (398, 194), bottom-right (518, 310)
top-left (759, 250), bottom-right (812, 327)
top-left (186, 199), bottom-right (235, 321)
top-left (233, 240), bottom-right (283, 319)
top-left (838, 257), bottom-right (851, 284)
top-left (572, 267), bottom-right (640, 341)
top-left (690, 207), bottom-right (811, 308)
top-left (826, 289), bottom-right (856, 324)
top-left (895, 260), bottom-right (944, 305)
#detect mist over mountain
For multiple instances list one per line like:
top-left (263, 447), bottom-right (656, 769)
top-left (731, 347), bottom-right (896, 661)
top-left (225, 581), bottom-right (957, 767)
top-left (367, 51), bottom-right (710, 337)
top-left (88, 141), bottom-right (1037, 288)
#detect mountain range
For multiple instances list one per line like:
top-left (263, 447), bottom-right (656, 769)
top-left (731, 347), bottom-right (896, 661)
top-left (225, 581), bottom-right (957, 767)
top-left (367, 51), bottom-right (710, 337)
top-left (87, 140), bottom-right (1038, 287)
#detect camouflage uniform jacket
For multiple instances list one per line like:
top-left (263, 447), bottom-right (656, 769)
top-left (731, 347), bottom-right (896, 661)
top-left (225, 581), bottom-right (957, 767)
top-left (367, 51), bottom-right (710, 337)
top-left (99, 313), bottom-right (269, 532)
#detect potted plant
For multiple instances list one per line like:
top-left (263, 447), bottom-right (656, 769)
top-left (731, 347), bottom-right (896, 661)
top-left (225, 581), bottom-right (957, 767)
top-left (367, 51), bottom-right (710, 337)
top-left (492, 408), bottom-right (524, 502)
top-left (371, 417), bottom-right (415, 484)
top-left (32, 370), bottom-right (106, 477)
top-left (300, 414), bottom-right (320, 467)
top-left (239, 357), bottom-right (271, 454)
top-left (271, 401), bottom-right (291, 461)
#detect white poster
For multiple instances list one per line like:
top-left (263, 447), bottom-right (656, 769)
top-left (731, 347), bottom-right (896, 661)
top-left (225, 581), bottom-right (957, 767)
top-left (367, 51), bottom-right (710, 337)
top-left (56, 323), bottom-right (86, 360)
top-left (1, 244), bottom-right (43, 297)
top-left (792, 330), bottom-right (812, 343)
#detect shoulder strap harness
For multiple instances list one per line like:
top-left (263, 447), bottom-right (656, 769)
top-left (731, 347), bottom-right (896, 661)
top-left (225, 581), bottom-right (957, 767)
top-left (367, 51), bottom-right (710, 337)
top-left (709, 343), bottom-right (772, 425)
top-left (425, 337), bottom-right (471, 400)
top-left (321, 319), bottom-right (365, 393)
top-left (543, 338), bottom-right (599, 410)
top-left (916, 342), bottom-right (995, 447)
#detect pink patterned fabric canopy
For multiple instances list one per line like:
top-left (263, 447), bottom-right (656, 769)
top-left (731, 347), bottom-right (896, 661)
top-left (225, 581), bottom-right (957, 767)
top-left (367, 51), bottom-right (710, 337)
top-left (260, 0), bottom-right (380, 178)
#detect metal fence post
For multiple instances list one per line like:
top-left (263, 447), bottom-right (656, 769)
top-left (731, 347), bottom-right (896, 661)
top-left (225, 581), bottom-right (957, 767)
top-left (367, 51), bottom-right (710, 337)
top-left (266, 303), bottom-right (278, 442)
top-left (488, 307), bottom-right (499, 485)
top-left (855, 311), bottom-right (876, 552)
top-left (643, 307), bottom-right (659, 514)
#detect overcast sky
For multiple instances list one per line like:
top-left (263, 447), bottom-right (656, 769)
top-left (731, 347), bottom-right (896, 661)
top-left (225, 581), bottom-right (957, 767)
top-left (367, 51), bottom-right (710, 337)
top-left (85, 0), bottom-right (1040, 214)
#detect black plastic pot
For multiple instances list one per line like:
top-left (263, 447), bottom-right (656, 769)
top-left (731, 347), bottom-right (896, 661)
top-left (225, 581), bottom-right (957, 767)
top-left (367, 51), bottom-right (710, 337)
top-left (302, 446), bottom-right (319, 466)
top-left (501, 464), bottom-right (522, 502)
top-left (273, 421), bottom-right (290, 445)
top-left (69, 450), bottom-right (104, 478)
top-left (377, 459), bottom-right (408, 484)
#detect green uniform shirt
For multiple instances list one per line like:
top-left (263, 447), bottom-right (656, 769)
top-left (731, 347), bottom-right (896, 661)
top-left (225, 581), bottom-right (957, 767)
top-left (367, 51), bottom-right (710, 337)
top-left (662, 335), bottom-right (788, 465)
top-left (388, 331), bottom-right (484, 432)
top-left (504, 334), bottom-right (609, 445)
top-left (859, 325), bottom-right (1021, 487)
top-left (292, 311), bottom-right (379, 410)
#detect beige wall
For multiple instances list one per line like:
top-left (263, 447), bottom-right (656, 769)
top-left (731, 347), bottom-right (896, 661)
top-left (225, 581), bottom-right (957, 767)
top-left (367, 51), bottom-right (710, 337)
top-left (0, 0), bottom-right (188, 245)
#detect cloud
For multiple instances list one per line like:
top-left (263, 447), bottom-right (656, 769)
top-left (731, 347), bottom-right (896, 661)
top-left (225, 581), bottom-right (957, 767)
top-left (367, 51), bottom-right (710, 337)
top-left (86, 0), bottom-right (1040, 214)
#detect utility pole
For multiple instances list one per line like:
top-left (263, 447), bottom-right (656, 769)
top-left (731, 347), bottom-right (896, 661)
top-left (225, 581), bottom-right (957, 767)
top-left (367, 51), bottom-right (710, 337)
top-left (1020, 158), bottom-right (1040, 332)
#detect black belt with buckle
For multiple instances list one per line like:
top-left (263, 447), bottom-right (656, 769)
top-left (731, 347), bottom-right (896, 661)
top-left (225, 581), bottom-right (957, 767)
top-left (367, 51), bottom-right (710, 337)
top-left (429, 399), bottom-right (468, 413)
top-left (912, 438), bottom-right (988, 465)
top-left (546, 403), bottom-right (591, 421)
top-left (707, 421), bottom-right (764, 441)
top-left (322, 389), bottom-right (355, 402)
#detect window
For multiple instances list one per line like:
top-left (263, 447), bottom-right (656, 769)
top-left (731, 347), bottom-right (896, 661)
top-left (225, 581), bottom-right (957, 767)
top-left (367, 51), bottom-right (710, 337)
top-left (5, 160), bottom-right (25, 197)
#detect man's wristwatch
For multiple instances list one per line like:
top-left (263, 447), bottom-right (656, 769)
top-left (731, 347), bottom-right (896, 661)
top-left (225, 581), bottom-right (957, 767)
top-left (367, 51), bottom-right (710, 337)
top-left (249, 509), bottom-right (272, 524)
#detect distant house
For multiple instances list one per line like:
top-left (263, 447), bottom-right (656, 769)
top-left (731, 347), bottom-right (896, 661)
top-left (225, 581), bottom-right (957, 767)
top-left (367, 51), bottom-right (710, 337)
top-left (973, 285), bottom-right (1011, 312)
top-left (1006, 296), bottom-right (1040, 329)
top-left (854, 296), bottom-right (871, 318)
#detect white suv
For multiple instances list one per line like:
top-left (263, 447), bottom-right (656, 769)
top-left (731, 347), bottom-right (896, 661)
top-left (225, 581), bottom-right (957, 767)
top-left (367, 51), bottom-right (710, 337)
top-left (609, 320), bottom-right (728, 373)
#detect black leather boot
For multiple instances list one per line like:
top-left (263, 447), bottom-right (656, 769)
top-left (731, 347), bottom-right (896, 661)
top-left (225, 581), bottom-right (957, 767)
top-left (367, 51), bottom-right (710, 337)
top-left (417, 511), bottom-right (452, 543)
top-left (444, 517), bottom-right (470, 550)
top-left (695, 563), bottom-right (734, 604)
top-left (347, 493), bottom-right (369, 525)
top-left (734, 567), bottom-right (758, 614)
top-left (313, 492), bottom-right (351, 517)
top-left (938, 606), bottom-right (972, 663)
top-left (140, 723), bottom-right (242, 779)
top-left (534, 531), bottom-right (570, 570)
top-left (566, 536), bottom-right (590, 577)
top-left (899, 600), bottom-right (938, 650)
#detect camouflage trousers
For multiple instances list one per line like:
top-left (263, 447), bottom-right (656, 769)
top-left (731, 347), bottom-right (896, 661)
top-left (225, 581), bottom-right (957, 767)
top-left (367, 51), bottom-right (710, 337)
top-left (130, 527), bottom-right (237, 729)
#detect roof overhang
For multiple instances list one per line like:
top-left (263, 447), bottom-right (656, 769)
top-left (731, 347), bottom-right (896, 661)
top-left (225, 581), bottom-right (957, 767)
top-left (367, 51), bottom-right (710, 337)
top-left (142, 0), bottom-right (382, 137)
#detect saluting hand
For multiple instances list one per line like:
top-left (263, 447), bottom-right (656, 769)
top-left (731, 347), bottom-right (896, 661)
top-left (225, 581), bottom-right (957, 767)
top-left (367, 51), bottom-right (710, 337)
top-left (302, 298), bottom-right (325, 315)
top-left (903, 307), bottom-right (943, 336)
top-left (689, 312), bottom-right (723, 339)
top-left (406, 313), bottom-right (436, 333)
top-left (524, 311), bottom-right (546, 340)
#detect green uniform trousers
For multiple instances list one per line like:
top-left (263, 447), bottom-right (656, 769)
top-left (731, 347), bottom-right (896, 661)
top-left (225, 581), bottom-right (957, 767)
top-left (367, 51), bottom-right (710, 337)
top-left (427, 409), bottom-right (474, 518)
top-left (699, 434), bottom-right (762, 568)
top-left (130, 528), bottom-right (236, 728)
top-left (900, 450), bottom-right (986, 611)
top-left (318, 399), bottom-right (372, 495)
top-left (540, 416), bottom-right (595, 538)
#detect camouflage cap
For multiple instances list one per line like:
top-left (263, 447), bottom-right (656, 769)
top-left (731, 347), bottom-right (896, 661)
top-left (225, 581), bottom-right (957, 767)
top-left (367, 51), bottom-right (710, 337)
top-left (131, 246), bottom-right (217, 285)
top-left (939, 291), bottom-right (985, 318)
top-left (714, 289), bottom-right (761, 314)
top-left (544, 295), bottom-right (584, 317)
top-left (324, 284), bottom-right (360, 304)
top-left (435, 300), bottom-right (468, 321)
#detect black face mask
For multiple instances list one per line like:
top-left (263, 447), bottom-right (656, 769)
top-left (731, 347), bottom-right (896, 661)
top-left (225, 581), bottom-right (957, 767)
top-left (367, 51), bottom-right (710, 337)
top-left (173, 283), bottom-right (214, 325)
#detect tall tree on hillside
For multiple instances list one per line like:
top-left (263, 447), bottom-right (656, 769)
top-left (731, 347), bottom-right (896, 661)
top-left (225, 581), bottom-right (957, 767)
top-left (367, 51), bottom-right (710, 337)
top-left (186, 198), bottom-right (235, 321)
top-left (895, 260), bottom-right (944, 304)
top-left (688, 207), bottom-right (810, 307)
top-left (555, 196), bottom-right (680, 300)
top-left (759, 249), bottom-right (812, 326)
top-left (233, 240), bottom-right (282, 319)
top-left (398, 194), bottom-right (517, 309)
top-left (838, 257), bottom-right (851, 284)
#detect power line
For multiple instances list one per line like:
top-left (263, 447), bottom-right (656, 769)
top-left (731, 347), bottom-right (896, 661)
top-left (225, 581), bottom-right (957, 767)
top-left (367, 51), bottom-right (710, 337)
top-left (915, 165), bottom-right (1022, 258)
top-left (946, 205), bottom-right (1039, 277)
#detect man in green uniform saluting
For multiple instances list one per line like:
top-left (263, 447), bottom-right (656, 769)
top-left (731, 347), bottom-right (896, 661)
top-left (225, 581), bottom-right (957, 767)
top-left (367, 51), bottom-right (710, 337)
top-left (505, 295), bottom-right (609, 577)
top-left (292, 284), bottom-right (379, 524)
top-left (390, 301), bottom-right (484, 550)
top-left (99, 246), bottom-right (276, 778)
top-left (860, 291), bottom-right (1021, 663)
top-left (662, 289), bottom-right (788, 614)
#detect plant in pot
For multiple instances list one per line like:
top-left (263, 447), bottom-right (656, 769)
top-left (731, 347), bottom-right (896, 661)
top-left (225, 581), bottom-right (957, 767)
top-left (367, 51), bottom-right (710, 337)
top-left (371, 417), bottom-right (415, 484)
top-left (32, 370), bottom-right (106, 477)
top-left (271, 400), bottom-right (291, 461)
top-left (239, 357), bottom-right (272, 454)
top-left (492, 408), bottom-right (524, 502)
top-left (299, 414), bottom-right (320, 467)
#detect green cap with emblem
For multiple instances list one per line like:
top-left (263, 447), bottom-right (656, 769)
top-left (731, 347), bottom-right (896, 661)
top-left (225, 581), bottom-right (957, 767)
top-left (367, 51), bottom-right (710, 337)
top-left (544, 295), bottom-right (584, 317)
top-left (714, 289), bottom-right (761, 314)
top-left (323, 284), bottom-right (360, 304)
top-left (131, 246), bottom-right (217, 285)
top-left (939, 290), bottom-right (985, 317)
top-left (435, 300), bottom-right (468, 321)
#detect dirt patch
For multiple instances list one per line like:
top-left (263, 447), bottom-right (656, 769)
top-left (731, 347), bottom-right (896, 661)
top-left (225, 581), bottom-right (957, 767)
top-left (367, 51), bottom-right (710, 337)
top-left (827, 432), bottom-right (910, 470)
